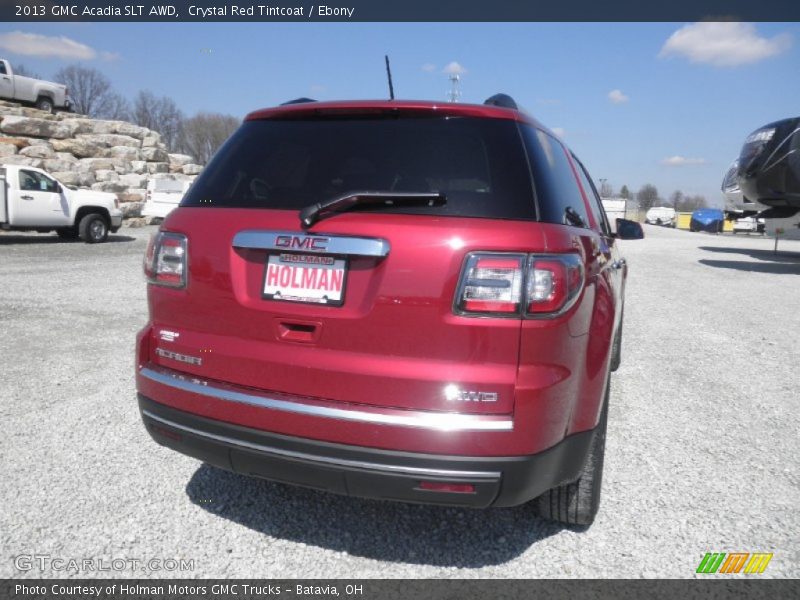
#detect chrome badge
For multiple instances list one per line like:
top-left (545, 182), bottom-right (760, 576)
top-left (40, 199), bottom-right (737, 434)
top-left (444, 384), bottom-right (498, 403)
top-left (155, 347), bottom-right (202, 366)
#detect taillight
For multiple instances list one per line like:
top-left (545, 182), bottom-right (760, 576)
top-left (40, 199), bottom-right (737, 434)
top-left (456, 254), bottom-right (525, 315)
top-left (144, 232), bottom-right (187, 288)
top-left (526, 254), bottom-right (584, 316)
top-left (455, 252), bottom-right (583, 318)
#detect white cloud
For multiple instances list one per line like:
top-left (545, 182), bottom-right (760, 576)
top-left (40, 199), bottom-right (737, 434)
top-left (99, 51), bottom-right (120, 62)
top-left (659, 22), bottom-right (791, 67)
top-left (421, 63), bottom-right (436, 73)
top-left (0, 31), bottom-right (96, 60)
top-left (442, 61), bottom-right (467, 75)
top-left (608, 89), bottom-right (629, 104)
top-left (660, 156), bottom-right (708, 166)
top-left (550, 127), bottom-right (566, 138)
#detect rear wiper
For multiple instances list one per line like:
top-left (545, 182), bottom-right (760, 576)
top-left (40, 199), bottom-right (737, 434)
top-left (299, 191), bottom-right (446, 228)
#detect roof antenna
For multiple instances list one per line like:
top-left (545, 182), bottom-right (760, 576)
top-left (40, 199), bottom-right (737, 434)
top-left (385, 55), bottom-right (395, 100)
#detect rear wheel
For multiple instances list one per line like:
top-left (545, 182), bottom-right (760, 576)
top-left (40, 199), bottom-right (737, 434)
top-left (533, 382), bottom-right (608, 526)
top-left (35, 96), bottom-right (54, 113)
top-left (78, 213), bottom-right (109, 243)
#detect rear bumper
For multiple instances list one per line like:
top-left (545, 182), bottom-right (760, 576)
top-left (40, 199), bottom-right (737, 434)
top-left (138, 394), bottom-right (595, 508)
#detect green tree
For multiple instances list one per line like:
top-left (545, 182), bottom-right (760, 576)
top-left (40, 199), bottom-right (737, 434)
top-left (619, 185), bottom-right (630, 199)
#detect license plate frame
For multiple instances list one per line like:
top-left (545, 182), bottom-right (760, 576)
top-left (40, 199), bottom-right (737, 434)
top-left (261, 252), bottom-right (348, 306)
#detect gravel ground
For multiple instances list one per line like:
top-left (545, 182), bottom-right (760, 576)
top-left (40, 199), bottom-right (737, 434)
top-left (1, 224), bottom-right (798, 579)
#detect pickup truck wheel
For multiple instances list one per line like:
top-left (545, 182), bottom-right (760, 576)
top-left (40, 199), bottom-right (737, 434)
top-left (532, 381), bottom-right (608, 526)
top-left (35, 97), bottom-right (55, 113)
top-left (56, 227), bottom-right (78, 240)
top-left (78, 213), bottom-right (109, 243)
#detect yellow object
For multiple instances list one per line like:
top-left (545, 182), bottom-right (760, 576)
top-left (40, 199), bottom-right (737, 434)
top-left (723, 219), bottom-right (734, 232)
top-left (676, 212), bottom-right (693, 230)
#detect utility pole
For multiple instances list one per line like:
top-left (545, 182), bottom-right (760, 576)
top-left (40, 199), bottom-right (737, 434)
top-left (447, 74), bottom-right (461, 103)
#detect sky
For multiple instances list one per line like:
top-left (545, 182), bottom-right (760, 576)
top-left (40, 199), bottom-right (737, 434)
top-left (0, 21), bottom-right (797, 205)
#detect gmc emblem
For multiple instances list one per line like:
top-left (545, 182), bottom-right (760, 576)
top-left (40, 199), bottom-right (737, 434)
top-left (275, 235), bottom-right (329, 251)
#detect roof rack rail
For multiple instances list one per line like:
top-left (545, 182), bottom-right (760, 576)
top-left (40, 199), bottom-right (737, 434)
top-left (281, 97), bottom-right (317, 105)
top-left (483, 94), bottom-right (518, 110)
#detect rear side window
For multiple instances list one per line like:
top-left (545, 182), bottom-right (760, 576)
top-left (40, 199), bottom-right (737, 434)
top-left (182, 116), bottom-right (537, 220)
top-left (520, 126), bottom-right (589, 227)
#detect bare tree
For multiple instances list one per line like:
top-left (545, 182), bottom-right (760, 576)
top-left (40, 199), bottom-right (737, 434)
top-left (669, 190), bottom-right (684, 210)
top-left (599, 180), bottom-right (614, 198)
top-left (13, 64), bottom-right (41, 79)
top-left (97, 92), bottom-right (131, 121)
top-left (132, 91), bottom-right (184, 152)
top-left (53, 65), bottom-right (114, 117)
top-left (680, 194), bottom-right (708, 211)
top-left (637, 184), bottom-right (660, 211)
top-left (179, 112), bottom-right (239, 164)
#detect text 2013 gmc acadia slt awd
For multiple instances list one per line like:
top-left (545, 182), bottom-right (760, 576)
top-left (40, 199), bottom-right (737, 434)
top-left (136, 95), bottom-right (643, 525)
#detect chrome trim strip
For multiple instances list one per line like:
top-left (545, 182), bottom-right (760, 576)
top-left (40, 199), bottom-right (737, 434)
top-left (232, 230), bottom-right (390, 257)
top-left (142, 409), bottom-right (501, 480)
top-left (140, 367), bottom-right (513, 432)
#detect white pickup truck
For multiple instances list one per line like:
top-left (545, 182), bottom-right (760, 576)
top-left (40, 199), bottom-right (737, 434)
top-left (1, 164), bottom-right (122, 243)
top-left (141, 178), bottom-right (193, 220)
top-left (0, 59), bottom-right (71, 113)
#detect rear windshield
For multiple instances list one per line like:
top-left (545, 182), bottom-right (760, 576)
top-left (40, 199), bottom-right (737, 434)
top-left (181, 116), bottom-right (537, 220)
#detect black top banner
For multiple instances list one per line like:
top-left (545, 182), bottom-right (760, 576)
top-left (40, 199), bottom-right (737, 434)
top-left (3, 0), bottom-right (800, 22)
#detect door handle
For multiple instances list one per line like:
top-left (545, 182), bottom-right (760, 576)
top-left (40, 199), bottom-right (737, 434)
top-left (21, 195), bottom-right (34, 200)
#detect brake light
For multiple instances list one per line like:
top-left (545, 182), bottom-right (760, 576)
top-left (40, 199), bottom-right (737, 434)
top-left (526, 255), bottom-right (584, 315)
top-left (455, 252), bottom-right (583, 318)
top-left (456, 254), bottom-right (525, 315)
top-left (144, 232), bottom-right (187, 288)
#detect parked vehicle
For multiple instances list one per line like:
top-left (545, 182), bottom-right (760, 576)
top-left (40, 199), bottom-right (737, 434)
top-left (735, 117), bottom-right (800, 212)
top-left (601, 198), bottom-right (626, 232)
top-left (0, 59), bottom-right (71, 113)
top-left (732, 216), bottom-right (765, 234)
top-left (645, 206), bottom-right (676, 227)
top-left (0, 164), bottom-right (122, 242)
top-left (136, 96), bottom-right (644, 526)
top-left (690, 208), bottom-right (725, 233)
top-left (141, 178), bottom-right (193, 220)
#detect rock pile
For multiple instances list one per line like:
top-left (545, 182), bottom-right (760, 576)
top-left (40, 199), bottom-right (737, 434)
top-left (0, 100), bottom-right (204, 221)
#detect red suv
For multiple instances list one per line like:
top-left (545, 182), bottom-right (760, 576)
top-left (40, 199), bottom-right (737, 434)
top-left (136, 95), bottom-right (643, 526)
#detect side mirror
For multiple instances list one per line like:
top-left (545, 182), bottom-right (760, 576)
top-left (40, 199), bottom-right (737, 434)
top-left (616, 218), bottom-right (644, 240)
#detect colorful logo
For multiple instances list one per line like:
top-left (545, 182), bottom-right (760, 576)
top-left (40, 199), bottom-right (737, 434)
top-left (696, 553), bottom-right (773, 574)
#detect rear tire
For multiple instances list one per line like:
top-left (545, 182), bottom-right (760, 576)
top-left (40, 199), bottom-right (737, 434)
top-left (35, 96), bottom-right (54, 113)
top-left (78, 213), bottom-right (109, 243)
top-left (533, 381), bottom-right (608, 526)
